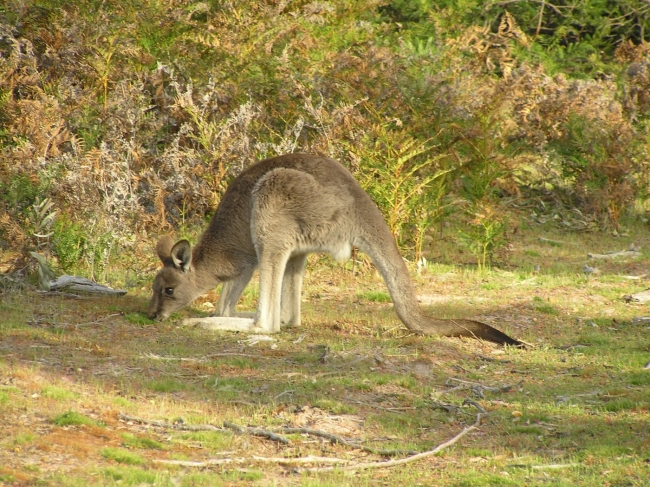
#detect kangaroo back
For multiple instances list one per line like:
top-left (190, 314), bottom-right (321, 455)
top-left (351, 194), bottom-right (521, 345)
top-left (148, 153), bottom-right (521, 346)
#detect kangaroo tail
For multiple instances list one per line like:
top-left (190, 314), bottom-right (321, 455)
top-left (355, 228), bottom-right (522, 347)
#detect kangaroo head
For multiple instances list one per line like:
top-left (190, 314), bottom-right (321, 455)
top-left (148, 236), bottom-right (202, 321)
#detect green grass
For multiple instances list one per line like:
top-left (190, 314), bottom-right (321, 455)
top-left (357, 290), bottom-right (392, 302)
top-left (101, 467), bottom-right (161, 485)
top-left (52, 411), bottom-right (98, 427)
top-left (145, 379), bottom-right (188, 393)
top-left (174, 431), bottom-right (234, 452)
top-left (2, 224), bottom-right (650, 486)
top-left (532, 296), bottom-right (560, 315)
top-left (120, 433), bottom-right (164, 450)
top-left (101, 448), bottom-right (145, 465)
top-left (311, 399), bottom-right (357, 415)
top-left (13, 433), bottom-right (35, 445)
top-left (41, 386), bottom-right (78, 401)
top-left (124, 313), bottom-right (155, 326)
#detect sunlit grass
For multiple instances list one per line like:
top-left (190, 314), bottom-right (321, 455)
top-left (1, 224), bottom-right (649, 486)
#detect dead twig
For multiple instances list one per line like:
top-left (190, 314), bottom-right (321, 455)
top-left (273, 390), bottom-right (295, 401)
top-left (38, 290), bottom-right (88, 299)
top-left (154, 458), bottom-right (236, 467)
top-left (462, 399), bottom-right (488, 414)
top-left (224, 421), bottom-right (290, 444)
top-left (444, 378), bottom-right (522, 398)
top-left (251, 455), bottom-right (349, 465)
top-left (538, 237), bottom-right (567, 245)
top-left (72, 313), bottom-right (122, 328)
top-left (118, 413), bottom-right (226, 432)
top-left (349, 399), bottom-right (417, 412)
top-left (297, 413), bottom-right (485, 472)
top-left (138, 351), bottom-right (264, 362)
top-left (280, 427), bottom-right (418, 456)
top-left (153, 455), bottom-right (350, 468)
top-left (429, 400), bottom-right (462, 414)
top-left (138, 352), bottom-right (206, 362)
top-left (588, 250), bottom-right (641, 260)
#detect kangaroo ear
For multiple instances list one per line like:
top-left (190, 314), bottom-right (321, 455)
top-left (156, 236), bottom-right (175, 262)
top-left (170, 239), bottom-right (192, 272)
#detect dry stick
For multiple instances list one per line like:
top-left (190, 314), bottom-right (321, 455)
top-left (118, 413), bottom-right (226, 432)
top-left (139, 353), bottom-right (205, 362)
top-left (120, 413), bottom-right (285, 445)
top-left (429, 400), bottom-right (462, 414)
top-left (349, 399), bottom-right (416, 412)
top-left (73, 312), bottom-right (122, 328)
top-left (251, 455), bottom-right (349, 465)
top-left (462, 399), bottom-right (488, 415)
top-left (445, 378), bottom-right (522, 398)
top-left (280, 427), bottom-right (418, 456)
top-left (224, 421), bottom-right (290, 445)
top-left (154, 458), bottom-right (236, 467)
top-left (154, 417), bottom-right (484, 472)
top-left (154, 455), bottom-right (350, 468)
top-left (587, 249), bottom-right (641, 260)
top-left (297, 413), bottom-right (485, 473)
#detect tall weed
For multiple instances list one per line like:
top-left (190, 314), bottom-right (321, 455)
top-left (352, 125), bottom-right (451, 254)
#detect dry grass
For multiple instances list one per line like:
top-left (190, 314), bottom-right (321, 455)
top-left (1, 224), bottom-right (649, 486)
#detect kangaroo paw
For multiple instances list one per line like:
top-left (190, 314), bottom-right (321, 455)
top-left (181, 317), bottom-right (256, 333)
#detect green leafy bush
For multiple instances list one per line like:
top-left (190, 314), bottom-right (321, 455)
top-left (1, 0), bottom-right (649, 274)
top-left (546, 114), bottom-right (645, 230)
top-left (51, 218), bottom-right (87, 273)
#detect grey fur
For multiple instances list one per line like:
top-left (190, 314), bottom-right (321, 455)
top-left (148, 154), bottom-right (520, 346)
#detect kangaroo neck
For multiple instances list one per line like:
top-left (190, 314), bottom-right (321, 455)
top-left (192, 227), bottom-right (247, 285)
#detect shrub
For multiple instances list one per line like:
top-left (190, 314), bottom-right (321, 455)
top-left (546, 114), bottom-right (645, 230)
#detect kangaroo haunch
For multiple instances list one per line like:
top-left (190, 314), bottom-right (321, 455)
top-left (148, 153), bottom-right (521, 346)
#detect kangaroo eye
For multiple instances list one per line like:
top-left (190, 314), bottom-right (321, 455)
top-left (164, 287), bottom-right (174, 296)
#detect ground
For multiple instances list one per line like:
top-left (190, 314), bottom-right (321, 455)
top-left (1, 225), bottom-right (649, 486)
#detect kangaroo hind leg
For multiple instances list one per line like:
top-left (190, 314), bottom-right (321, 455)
top-left (281, 253), bottom-right (307, 327)
top-left (255, 249), bottom-right (290, 334)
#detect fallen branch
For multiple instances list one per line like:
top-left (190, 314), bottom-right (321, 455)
top-left (539, 237), bottom-right (566, 245)
top-left (153, 455), bottom-right (349, 468)
top-left (280, 427), bottom-right (418, 456)
top-left (251, 455), bottom-right (349, 465)
top-left (224, 421), bottom-right (290, 444)
top-left (73, 313), bottom-right (122, 328)
top-left (138, 351), bottom-right (264, 362)
top-left (139, 352), bottom-right (206, 362)
top-left (634, 317), bottom-right (650, 324)
top-left (297, 413), bottom-right (485, 473)
top-left (624, 289), bottom-right (650, 304)
top-left (444, 378), bottom-right (522, 398)
top-left (349, 399), bottom-right (416, 412)
top-left (49, 274), bottom-right (127, 295)
top-left (531, 463), bottom-right (580, 470)
top-left (462, 399), bottom-right (488, 414)
top-left (118, 413), bottom-right (226, 432)
top-left (588, 250), bottom-right (641, 260)
top-left (154, 458), bottom-right (236, 467)
top-left (510, 463), bottom-right (580, 470)
top-left (429, 400), bottom-right (462, 414)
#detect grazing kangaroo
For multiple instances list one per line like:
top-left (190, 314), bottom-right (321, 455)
top-left (148, 154), bottom-right (521, 346)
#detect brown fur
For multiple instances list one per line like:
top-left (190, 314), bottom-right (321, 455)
top-left (148, 154), bottom-right (521, 346)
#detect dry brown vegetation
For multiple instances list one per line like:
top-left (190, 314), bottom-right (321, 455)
top-left (1, 1), bottom-right (650, 277)
top-left (1, 227), bottom-right (650, 486)
top-left (1, 2), bottom-right (650, 485)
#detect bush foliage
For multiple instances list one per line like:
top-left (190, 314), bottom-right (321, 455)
top-left (1, 0), bottom-right (649, 273)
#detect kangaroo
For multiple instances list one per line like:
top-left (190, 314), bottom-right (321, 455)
top-left (148, 153), bottom-right (521, 346)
